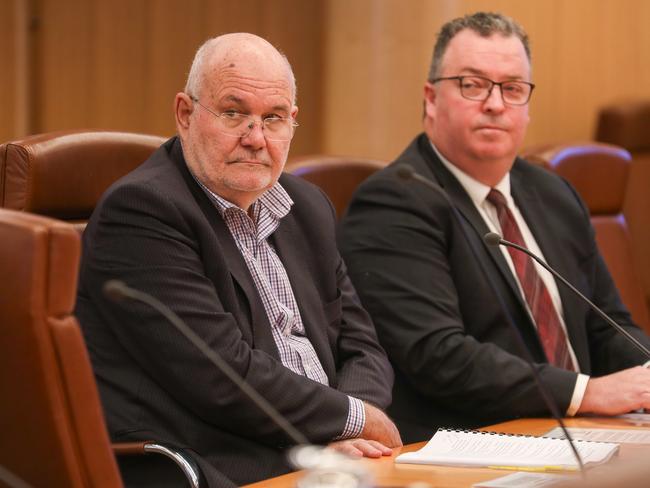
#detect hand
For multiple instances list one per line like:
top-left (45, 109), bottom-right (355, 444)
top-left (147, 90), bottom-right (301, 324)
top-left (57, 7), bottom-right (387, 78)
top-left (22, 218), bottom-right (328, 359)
top-left (359, 402), bottom-right (402, 448)
top-left (578, 366), bottom-right (650, 415)
top-left (328, 438), bottom-right (393, 458)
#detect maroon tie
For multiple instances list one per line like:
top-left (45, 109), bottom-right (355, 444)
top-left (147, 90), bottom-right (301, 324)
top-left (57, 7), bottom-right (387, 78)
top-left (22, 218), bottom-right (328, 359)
top-left (486, 188), bottom-right (576, 371)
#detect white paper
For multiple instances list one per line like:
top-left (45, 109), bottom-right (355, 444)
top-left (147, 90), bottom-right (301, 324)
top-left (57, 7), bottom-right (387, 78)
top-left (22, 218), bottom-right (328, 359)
top-left (395, 429), bottom-right (618, 468)
top-left (545, 426), bottom-right (650, 444)
top-left (473, 472), bottom-right (571, 488)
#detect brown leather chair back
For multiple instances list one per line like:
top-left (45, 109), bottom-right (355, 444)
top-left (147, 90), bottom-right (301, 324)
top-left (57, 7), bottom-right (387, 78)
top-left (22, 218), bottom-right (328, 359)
top-left (521, 143), bottom-right (650, 333)
top-left (596, 101), bottom-right (650, 325)
top-left (0, 209), bottom-right (123, 487)
top-left (524, 143), bottom-right (630, 214)
top-left (0, 130), bottom-right (166, 230)
top-left (285, 155), bottom-right (386, 218)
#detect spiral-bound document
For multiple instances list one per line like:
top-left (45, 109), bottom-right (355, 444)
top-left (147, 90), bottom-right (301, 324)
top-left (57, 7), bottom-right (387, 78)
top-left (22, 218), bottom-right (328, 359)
top-left (395, 428), bottom-right (619, 470)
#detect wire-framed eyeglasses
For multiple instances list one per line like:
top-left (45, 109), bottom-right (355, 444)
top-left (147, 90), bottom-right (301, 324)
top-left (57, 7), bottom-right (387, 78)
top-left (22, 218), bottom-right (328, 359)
top-left (189, 95), bottom-right (299, 142)
top-left (431, 75), bottom-right (535, 106)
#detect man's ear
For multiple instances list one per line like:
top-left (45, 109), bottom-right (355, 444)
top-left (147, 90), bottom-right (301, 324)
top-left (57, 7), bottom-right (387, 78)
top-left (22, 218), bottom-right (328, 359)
top-left (423, 82), bottom-right (437, 119)
top-left (174, 92), bottom-right (194, 134)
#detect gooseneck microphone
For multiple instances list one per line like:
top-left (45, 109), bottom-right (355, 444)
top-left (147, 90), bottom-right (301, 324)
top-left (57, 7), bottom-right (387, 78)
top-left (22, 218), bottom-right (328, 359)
top-left (483, 232), bottom-right (650, 360)
top-left (103, 280), bottom-right (309, 446)
top-left (396, 163), bottom-right (586, 474)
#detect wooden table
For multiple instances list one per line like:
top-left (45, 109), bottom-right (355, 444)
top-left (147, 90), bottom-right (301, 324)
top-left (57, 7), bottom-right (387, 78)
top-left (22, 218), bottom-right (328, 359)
top-left (244, 416), bottom-right (650, 488)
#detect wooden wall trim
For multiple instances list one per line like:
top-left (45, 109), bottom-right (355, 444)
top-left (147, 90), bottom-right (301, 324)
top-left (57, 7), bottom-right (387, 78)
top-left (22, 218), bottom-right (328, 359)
top-left (13, 0), bottom-right (30, 137)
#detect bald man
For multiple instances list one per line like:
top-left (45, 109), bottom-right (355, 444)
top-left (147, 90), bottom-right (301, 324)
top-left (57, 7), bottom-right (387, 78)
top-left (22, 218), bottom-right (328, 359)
top-left (76, 34), bottom-right (400, 487)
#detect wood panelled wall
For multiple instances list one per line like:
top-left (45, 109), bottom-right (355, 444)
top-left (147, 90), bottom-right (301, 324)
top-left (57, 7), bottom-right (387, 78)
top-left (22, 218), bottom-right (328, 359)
top-left (3, 0), bottom-right (650, 160)
top-left (1, 0), bottom-right (29, 140)
top-left (3, 0), bottom-right (323, 156)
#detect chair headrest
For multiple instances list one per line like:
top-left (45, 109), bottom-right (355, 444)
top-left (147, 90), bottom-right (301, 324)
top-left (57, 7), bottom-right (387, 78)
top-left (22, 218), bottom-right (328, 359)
top-left (596, 101), bottom-right (650, 152)
top-left (284, 155), bottom-right (387, 217)
top-left (522, 142), bottom-right (631, 214)
top-left (1, 130), bottom-right (166, 220)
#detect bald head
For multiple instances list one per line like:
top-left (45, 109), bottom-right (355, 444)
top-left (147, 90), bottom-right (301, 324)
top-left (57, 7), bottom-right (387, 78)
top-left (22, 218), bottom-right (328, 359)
top-left (185, 33), bottom-right (297, 105)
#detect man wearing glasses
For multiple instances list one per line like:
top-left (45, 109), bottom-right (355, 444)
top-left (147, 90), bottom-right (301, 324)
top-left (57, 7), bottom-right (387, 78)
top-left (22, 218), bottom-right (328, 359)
top-left (76, 33), bottom-right (400, 487)
top-left (339, 12), bottom-right (650, 443)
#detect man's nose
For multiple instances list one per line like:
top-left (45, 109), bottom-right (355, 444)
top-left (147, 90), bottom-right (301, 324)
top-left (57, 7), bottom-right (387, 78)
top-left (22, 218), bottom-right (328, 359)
top-left (240, 119), bottom-right (267, 150)
top-left (483, 85), bottom-right (506, 112)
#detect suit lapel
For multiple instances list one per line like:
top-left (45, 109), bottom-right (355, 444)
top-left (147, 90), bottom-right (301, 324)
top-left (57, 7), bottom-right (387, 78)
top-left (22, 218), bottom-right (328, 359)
top-left (271, 213), bottom-right (337, 381)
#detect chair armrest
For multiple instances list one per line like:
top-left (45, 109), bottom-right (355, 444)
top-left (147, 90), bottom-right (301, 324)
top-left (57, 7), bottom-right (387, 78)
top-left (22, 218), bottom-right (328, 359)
top-left (113, 441), bottom-right (204, 488)
top-left (113, 441), bottom-right (149, 455)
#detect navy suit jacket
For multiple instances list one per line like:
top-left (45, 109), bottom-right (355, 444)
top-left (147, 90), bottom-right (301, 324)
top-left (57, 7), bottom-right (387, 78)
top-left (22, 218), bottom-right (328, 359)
top-left (76, 137), bottom-right (392, 486)
top-left (339, 133), bottom-right (650, 443)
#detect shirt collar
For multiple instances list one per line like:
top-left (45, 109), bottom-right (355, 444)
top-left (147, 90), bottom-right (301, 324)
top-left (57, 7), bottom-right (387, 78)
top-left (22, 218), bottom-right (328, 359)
top-left (430, 141), bottom-right (512, 207)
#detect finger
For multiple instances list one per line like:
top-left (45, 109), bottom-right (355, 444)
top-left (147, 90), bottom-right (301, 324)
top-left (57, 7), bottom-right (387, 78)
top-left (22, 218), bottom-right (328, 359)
top-left (351, 440), bottom-right (383, 458)
top-left (639, 392), bottom-right (650, 410)
top-left (365, 440), bottom-right (393, 455)
top-left (330, 442), bottom-right (364, 458)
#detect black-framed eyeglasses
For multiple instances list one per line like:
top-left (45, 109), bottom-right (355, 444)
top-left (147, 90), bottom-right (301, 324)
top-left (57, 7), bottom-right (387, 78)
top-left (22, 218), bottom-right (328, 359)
top-left (189, 95), bottom-right (299, 142)
top-left (431, 75), bottom-right (535, 106)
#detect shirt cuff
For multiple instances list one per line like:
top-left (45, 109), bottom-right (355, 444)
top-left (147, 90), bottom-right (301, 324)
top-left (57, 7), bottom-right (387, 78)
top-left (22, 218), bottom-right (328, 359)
top-left (643, 360), bottom-right (650, 368)
top-left (335, 396), bottom-right (366, 440)
top-left (566, 373), bottom-right (590, 416)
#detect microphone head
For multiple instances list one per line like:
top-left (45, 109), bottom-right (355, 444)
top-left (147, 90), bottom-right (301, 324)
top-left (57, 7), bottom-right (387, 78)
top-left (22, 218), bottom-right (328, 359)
top-left (395, 164), bottom-right (415, 181)
top-left (103, 279), bottom-right (129, 302)
top-left (288, 445), bottom-right (370, 487)
top-left (483, 232), bottom-right (503, 247)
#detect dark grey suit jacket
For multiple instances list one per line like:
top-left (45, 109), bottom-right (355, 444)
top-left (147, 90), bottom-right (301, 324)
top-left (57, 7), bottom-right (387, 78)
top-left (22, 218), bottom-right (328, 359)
top-left (339, 133), bottom-right (650, 443)
top-left (76, 137), bottom-right (393, 486)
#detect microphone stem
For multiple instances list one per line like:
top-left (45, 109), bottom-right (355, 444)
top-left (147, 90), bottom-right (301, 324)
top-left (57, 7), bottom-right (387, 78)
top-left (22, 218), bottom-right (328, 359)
top-left (503, 239), bottom-right (650, 360)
